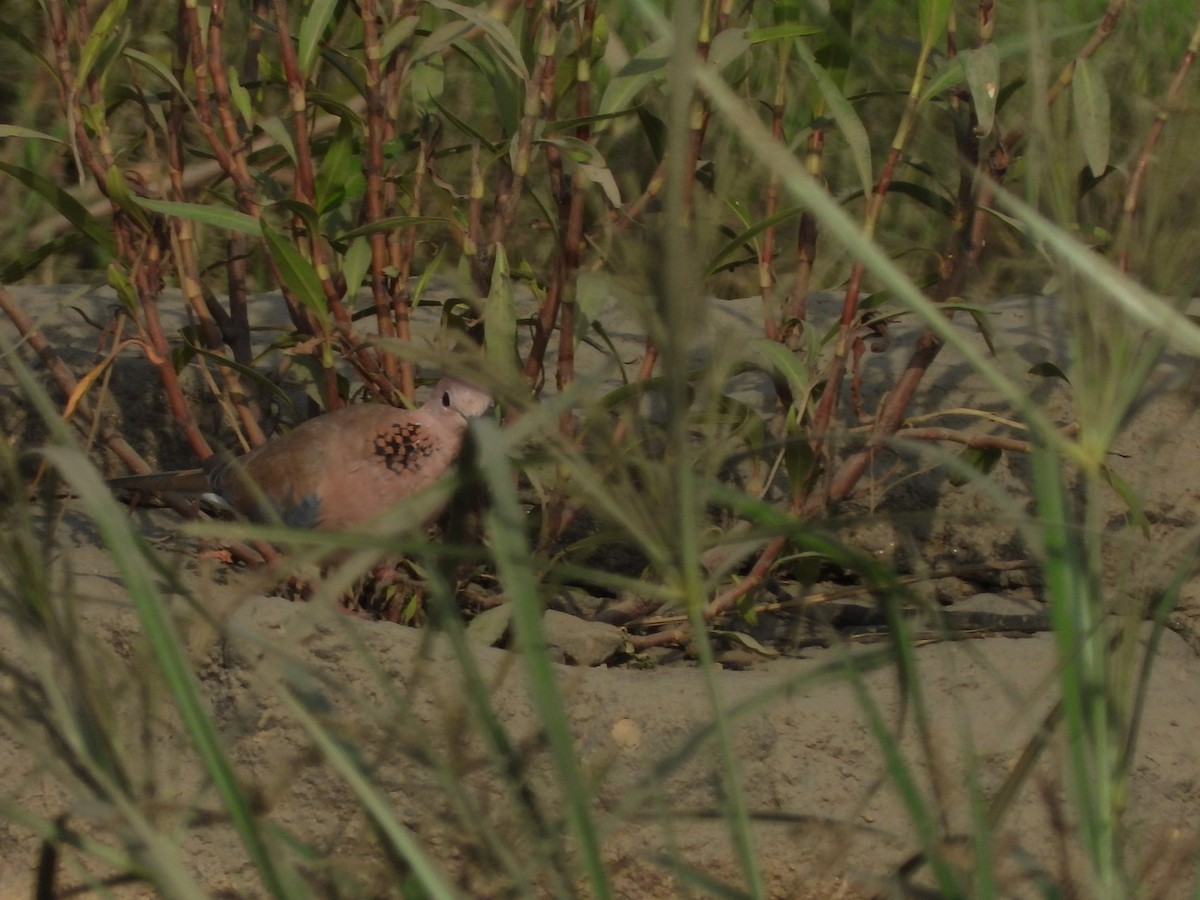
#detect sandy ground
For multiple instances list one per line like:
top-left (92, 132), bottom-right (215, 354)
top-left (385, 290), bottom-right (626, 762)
top-left (3, 283), bottom-right (1200, 897)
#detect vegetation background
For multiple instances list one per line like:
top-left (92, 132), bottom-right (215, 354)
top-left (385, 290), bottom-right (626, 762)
top-left (2, 0), bottom-right (1200, 896)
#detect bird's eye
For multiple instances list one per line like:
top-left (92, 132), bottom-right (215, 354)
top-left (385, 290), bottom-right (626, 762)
top-left (441, 390), bottom-right (452, 408)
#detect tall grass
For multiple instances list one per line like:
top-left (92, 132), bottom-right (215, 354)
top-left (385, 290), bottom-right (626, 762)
top-left (1, 0), bottom-right (1199, 896)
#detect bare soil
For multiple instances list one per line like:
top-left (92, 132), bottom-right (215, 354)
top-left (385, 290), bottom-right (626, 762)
top-left (3, 284), bottom-right (1200, 897)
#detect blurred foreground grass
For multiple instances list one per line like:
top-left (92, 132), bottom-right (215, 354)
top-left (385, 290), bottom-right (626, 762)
top-left (3, 0), bottom-right (1200, 896)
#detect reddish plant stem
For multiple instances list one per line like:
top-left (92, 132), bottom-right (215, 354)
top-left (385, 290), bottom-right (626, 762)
top-left (360, 0), bottom-right (400, 385)
top-left (1, 288), bottom-right (268, 568)
top-left (895, 428), bottom-right (1032, 454)
top-left (718, 11), bottom-right (1007, 613)
top-left (612, 162), bottom-right (666, 230)
top-left (193, 2), bottom-right (261, 217)
top-left (160, 15), bottom-right (262, 446)
top-left (1000, 0), bottom-right (1124, 156)
top-left (525, 274), bottom-right (563, 389)
top-left (704, 531), bottom-right (787, 619)
top-left (805, 148), bottom-right (897, 453)
top-left (557, 1), bottom-right (597, 395)
top-left (784, 126), bottom-right (825, 352)
top-left (530, 2), bottom-right (591, 396)
top-left (527, 4), bottom-right (565, 390)
top-left (814, 39), bottom-right (996, 508)
top-left (53, 2), bottom-right (216, 463)
top-left (198, 0), bottom-right (318, 346)
top-left (480, 3), bottom-right (553, 293)
top-left (168, 4), bottom-right (261, 446)
top-left (1046, 0), bottom-right (1125, 110)
top-left (45, 1), bottom-right (104, 185)
top-left (550, 340), bottom-right (660, 543)
top-left (681, 4), bottom-right (717, 214)
top-left (760, 50), bottom-right (788, 344)
top-left (391, 116), bottom-right (427, 401)
top-left (0, 289), bottom-right (146, 476)
top-left (271, 0), bottom-right (340, 410)
top-left (466, 141), bottom-right (486, 284)
top-left (274, 2), bottom-right (395, 405)
top-left (385, 2), bottom-right (421, 400)
top-left (1117, 13), bottom-right (1200, 275)
top-left (556, 169), bottom-right (584, 393)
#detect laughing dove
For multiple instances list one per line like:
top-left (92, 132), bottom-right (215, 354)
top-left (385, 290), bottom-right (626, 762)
top-left (108, 377), bottom-right (492, 530)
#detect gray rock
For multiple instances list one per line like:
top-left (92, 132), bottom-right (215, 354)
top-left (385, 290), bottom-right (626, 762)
top-left (540, 609), bottom-right (626, 666)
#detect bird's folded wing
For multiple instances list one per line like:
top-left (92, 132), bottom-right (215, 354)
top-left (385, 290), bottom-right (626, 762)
top-left (107, 469), bottom-right (212, 494)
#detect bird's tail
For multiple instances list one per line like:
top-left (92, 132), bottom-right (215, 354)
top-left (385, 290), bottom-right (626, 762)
top-left (107, 469), bottom-right (212, 494)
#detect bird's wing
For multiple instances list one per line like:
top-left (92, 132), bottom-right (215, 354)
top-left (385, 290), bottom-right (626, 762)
top-left (107, 469), bottom-right (212, 494)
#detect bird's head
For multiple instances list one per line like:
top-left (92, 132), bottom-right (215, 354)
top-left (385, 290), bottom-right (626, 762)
top-left (428, 376), bottom-right (493, 419)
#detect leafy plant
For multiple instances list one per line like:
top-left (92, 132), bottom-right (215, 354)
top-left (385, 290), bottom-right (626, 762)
top-left (2, 0), bottom-right (1200, 896)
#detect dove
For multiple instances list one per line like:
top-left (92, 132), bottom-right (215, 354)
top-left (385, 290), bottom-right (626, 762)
top-left (107, 376), bottom-right (492, 530)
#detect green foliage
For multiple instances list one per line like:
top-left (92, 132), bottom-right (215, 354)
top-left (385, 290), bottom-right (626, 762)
top-left (2, 0), bottom-right (1200, 896)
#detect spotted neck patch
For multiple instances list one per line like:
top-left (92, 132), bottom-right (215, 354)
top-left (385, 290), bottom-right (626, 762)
top-left (373, 422), bottom-right (436, 474)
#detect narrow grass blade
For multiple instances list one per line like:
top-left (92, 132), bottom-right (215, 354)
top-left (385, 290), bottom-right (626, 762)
top-left (281, 687), bottom-right (459, 899)
top-left (474, 417), bottom-right (611, 899)
top-left (4, 337), bottom-right (295, 899)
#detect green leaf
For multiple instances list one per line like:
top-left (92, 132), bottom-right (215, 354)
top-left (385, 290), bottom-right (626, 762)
top-left (421, 0), bottom-right (528, 80)
top-left (131, 197), bottom-right (261, 235)
top-left (444, 37), bottom-right (520, 134)
top-left (709, 27), bottom-right (751, 71)
top-left (752, 338), bottom-right (812, 400)
top-left (0, 162), bottom-right (115, 253)
top-left (707, 205), bottom-right (804, 275)
top-left (334, 215), bottom-right (451, 243)
top-left (636, 107), bottom-right (667, 161)
top-left (0, 125), bottom-right (62, 143)
top-left (107, 263), bottom-right (138, 318)
top-left (922, 24), bottom-right (1093, 102)
top-left (432, 97), bottom-right (501, 150)
top-left (918, 0), bottom-right (952, 50)
top-left (297, 0), bottom-right (339, 76)
top-left (272, 200), bottom-right (322, 241)
top-left (1101, 465), bottom-right (1149, 538)
top-left (710, 629), bottom-right (780, 658)
top-left (965, 306), bottom-right (996, 356)
top-left (180, 340), bottom-right (296, 409)
top-left (744, 23), bottom-right (823, 43)
top-left (959, 44), bottom-right (1000, 135)
top-left (949, 445), bottom-right (1002, 487)
top-left (104, 166), bottom-right (151, 232)
top-left (474, 419), bottom-right (612, 896)
top-left (340, 236), bottom-right (372, 306)
top-left (598, 37), bottom-right (670, 118)
top-left (0, 233), bottom-right (87, 282)
top-left (1029, 361), bottom-right (1070, 382)
top-left (380, 14), bottom-right (420, 59)
top-left (0, 19), bottom-right (58, 82)
top-left (261, 224), bottom-right (329, 324)
top-left (123, 47), bottom-right (190, 104)
top-left (77, 0), bottom-right (129, 88)
top-left (280, 687), bottom-right (458, 900)
top-left (466, 604), bottom-right (513, 646)
top-left (1073, 56), bottom-right (1111, 178)
top-left (538, 137), bottom-right (622, 206)
top-left (543, 108), bottom-right (642, 135)
top-left (887, 181), bottom-right (955, 218)
top-left (258, 116), bottom-right (297, 165)
top-left (484, 246), bottom-right (518, 374)
top-left (410, 56), bottom-right (446, 110)
top-left (227, 65), bottom-right (254, 127)
top-left (794, 37), bottom-right (872, 198)
top-left (309, 91), bottom-right (365, 125)
top-left (314, 118), bottom-right (360, 215)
